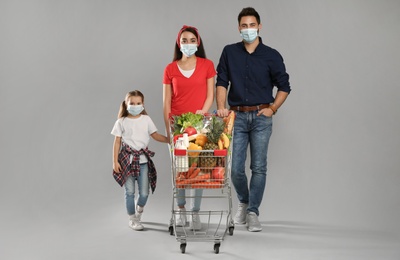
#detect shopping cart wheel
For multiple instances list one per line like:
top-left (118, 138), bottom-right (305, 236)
top-left (168, 226), bottom-right (174, 235)
top-left (228, 226), bottom-right (234, 236)
top-left (180, 243), bottom-right (186, 254)
top-left (214, 243), bottom-right (220, 254)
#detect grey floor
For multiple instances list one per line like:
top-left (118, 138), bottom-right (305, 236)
top-left (2, 196), bottom-right (399, 260)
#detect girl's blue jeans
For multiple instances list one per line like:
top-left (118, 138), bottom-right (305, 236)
top-left (231, 111), bottom-right (273, 216)
top-left (124, 163), bottom-right (149, 215)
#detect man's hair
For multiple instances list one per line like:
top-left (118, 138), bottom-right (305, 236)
top-left (238, 7), bottom-right (261, 25)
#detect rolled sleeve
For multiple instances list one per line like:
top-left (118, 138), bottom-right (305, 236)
top-left (216, 47), bottom-right (230, 88)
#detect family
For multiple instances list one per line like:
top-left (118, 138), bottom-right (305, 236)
top-left (111, 7), bottom-right (291, 233)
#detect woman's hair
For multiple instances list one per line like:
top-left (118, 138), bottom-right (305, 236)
top-left (173, 25), bottom-right (206, 61)
top-left (238, 7), bottom-right (261, 25)
top-left (118, 90), bottom-right (148, 118)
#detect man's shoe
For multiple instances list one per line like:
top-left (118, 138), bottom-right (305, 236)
top-left (234, 203), bottom-right (248, 224)
top-left (246, 212), bottom-right (262, 232)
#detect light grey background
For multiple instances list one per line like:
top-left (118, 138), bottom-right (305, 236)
top-left (1, 0), bottom-right (399, 259)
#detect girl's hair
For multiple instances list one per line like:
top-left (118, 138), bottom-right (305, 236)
top-left (118, 90), bottom-right (148, 118)
top-left (173, 25), bottom-right (206, 61)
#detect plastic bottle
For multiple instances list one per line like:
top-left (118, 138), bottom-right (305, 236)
top-left (182, 133), bottom-right (189, 148)
top-left (176, 137), bottom-right (189, 172)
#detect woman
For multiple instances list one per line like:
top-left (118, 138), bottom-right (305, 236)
top-left (163, 25), bottom-right (216, 230)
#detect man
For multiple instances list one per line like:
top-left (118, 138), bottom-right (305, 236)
top-left (216, 7), bottom-right (291, 232)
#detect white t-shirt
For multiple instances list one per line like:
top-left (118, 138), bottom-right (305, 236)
top-left (111, 115), bottom-right (157, 163)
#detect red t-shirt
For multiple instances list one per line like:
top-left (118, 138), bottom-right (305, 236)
top-left (163, 57), bottom-right (216, 116)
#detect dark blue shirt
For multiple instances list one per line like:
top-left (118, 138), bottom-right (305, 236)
top-left (216, 38), bottom-right (291, 106)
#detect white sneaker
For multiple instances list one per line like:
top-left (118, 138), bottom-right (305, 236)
top-left (129, 215), bottom-right (144, 231)
top-left (190, 213), bottom-right (202, 230)
top-left (246, 212), bottom-right (262, 232)
top-left (234, 203), bottom-right (248, 224)
top-left (136, 205), bottom-right (144, 221)
top-left (176, 208), bottom-right (187, 226)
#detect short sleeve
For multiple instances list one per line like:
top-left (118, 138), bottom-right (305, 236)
top-left (206, 59), bottom-right (217, 79)
top-left (163, 63), bottom-right (172, 84)
top-left (146, 116), bottom-right (158, 135)
top-left (111, 119), bottom-right (122, 137)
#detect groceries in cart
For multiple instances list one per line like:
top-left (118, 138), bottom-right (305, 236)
top-left (170, 112), bottom-right (235, 189)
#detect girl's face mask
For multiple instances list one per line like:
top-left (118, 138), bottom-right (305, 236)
top-left (127, 104), bottom-right (144, 116)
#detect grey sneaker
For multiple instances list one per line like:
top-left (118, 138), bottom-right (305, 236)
top-left (190, 212), bottom-right (202, 230)
top-left (247, 212), bottom-right (262, 232)
top-left (176, 208), bottom-right (187, 226)
top-left (234, 203), bottom-right (248, 224)
top-left (129, 215), bottom-right (144, 231)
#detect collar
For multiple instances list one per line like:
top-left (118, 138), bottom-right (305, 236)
top-left (239, 36), bottom-right (263, 53)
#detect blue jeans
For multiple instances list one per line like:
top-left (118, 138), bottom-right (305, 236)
top-left (124, 163), bottom-right (149, 215)
top-left (231, 111), bottom-right (273, 216)
top-left (168, 144), bottom-right (203, 211)
top-left (176, 188), bottom-right (203, 212)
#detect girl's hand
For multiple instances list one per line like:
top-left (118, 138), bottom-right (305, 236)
top-left (113, 162), bottom-right (122, 173)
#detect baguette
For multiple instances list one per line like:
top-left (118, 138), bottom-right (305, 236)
top-left (224, 111), bottom-right (235, 135)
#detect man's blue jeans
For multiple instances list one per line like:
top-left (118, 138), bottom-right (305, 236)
top-left (124, 163), bottom-right (149, 215)
top-left (231, 111), bottom-right (273, 216)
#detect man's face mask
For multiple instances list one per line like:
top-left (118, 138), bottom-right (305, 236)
top-left (240, 28), bottom-right (258, 43)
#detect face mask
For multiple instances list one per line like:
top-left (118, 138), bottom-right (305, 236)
top-left (240, 28), bottom-right (258, 43)
top-left (127, 104), bottom-right (144, 116)
top-left (180, 44), bottom-right (198, 57)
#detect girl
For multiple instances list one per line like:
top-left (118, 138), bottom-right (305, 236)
top-left (111, 90), bottom-right (168, 231)
top-left (163, 25), bottom-right (216, 230)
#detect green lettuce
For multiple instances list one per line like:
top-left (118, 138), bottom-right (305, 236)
top-left (173, 112), bottom-right (203, 135)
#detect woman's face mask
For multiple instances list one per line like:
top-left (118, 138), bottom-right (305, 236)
top-left (127, 104), bottom-right (144, 116)
top-left (180, 44), bottom-right (198, 57)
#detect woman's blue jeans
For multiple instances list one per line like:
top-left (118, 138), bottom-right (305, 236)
top-left (124, 163), bottom-right (149, 215)
top-left (231, 111), bottom-right (273, 216)
top-left (168, 144), bottom-right (203, 211)
top-left (176, 188), bottom-right (203, 212)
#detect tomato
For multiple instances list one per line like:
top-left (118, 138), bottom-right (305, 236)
top-left (212, 167), bottom-right (225, 180)
top-left (173, 134), bottom-right (183, 144)
top-left (183, 126), bottom-right (197, 136)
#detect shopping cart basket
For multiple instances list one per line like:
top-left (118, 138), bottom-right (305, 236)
top-left (168, 113), bottom-right (234, 254)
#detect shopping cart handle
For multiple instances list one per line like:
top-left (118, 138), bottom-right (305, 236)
top-left (214, 150), bottom-right (227, 156)
top-left (174, 149), bottom-right (187, 156)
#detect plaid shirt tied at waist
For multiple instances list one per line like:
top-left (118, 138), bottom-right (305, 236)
top-left (113, 142), bottom-right (158, 193)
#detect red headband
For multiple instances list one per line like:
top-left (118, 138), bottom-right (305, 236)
top-left (176, 25), bottom-right (201, 48)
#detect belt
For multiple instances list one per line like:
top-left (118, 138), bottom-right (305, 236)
top-left (230, 104), bottom-right (270, 112)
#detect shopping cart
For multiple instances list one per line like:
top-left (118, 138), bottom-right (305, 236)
top-left (168, 114), bottom-right (234, 254)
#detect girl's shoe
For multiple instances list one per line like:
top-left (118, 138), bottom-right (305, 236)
top-left (136, 205), bottom-right (144, 221)
top-left (129, 215), bottom-right (144, 231)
